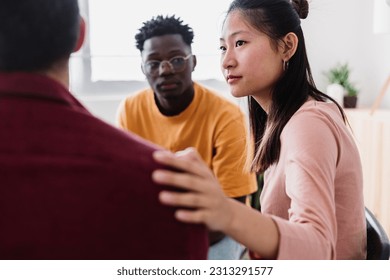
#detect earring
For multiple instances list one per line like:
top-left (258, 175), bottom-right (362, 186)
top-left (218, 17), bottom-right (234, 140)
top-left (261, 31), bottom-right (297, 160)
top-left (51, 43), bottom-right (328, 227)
top-left (283, 60), bottom-right (289, 71)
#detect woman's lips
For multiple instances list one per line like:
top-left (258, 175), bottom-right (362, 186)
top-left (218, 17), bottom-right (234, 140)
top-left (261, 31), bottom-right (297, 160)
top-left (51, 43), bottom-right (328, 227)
top-left (227, 75), bottom-right (242, 84)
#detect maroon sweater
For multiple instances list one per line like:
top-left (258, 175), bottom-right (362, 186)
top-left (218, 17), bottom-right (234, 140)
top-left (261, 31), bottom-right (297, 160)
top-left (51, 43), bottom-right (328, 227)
top-left (0, 72), bottom-right (208, 260)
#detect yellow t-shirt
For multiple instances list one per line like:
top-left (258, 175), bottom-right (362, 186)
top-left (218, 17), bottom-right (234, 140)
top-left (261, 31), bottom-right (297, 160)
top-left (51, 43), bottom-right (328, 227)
top-left (117, 82), bottom-right (257, 197)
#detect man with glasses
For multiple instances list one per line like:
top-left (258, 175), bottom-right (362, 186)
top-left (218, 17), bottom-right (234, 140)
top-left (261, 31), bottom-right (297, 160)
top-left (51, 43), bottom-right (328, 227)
top-left (117, 15), bottom-right (257, 260)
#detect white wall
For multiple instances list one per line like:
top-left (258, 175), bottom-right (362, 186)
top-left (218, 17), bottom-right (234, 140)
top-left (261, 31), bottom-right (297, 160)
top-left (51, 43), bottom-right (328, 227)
top-left (75, 0), bottom-right (390, 124)
top-left (302, 0), bottom-right (390, 108)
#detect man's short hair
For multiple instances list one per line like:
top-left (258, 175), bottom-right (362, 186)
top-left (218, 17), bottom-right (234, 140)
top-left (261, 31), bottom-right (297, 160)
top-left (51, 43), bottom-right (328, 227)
top-left (135, 15), bottom-right (194, 52)
top-left (0, 0), bottom-right (80, 71)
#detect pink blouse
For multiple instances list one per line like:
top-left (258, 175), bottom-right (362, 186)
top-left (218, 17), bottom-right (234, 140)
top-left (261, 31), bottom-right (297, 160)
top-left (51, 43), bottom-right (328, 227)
top-left (261, 100), bottom-right (366, 259)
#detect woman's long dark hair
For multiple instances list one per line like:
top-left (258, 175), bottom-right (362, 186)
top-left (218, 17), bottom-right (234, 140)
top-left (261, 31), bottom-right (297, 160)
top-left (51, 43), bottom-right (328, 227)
top-left (226, 0), bottom-right (346, 173)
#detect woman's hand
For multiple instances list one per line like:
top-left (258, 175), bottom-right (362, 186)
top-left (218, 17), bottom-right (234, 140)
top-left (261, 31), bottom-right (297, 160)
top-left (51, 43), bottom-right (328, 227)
top-left (153, 148), bottom-right (280, 259)
top-left (152, 148), bottom-right (233, 232)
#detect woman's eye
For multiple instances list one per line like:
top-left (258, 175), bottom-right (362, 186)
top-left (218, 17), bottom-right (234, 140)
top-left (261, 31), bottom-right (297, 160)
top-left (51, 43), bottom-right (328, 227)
top-left (219, 46), bottom-right (226, 52)
top-left (235, 40), bottom-right (246, 47)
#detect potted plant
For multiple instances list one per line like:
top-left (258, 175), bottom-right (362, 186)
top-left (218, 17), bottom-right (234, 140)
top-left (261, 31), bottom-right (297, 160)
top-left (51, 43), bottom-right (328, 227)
top-left (324, 63), bottom-right (359, 108)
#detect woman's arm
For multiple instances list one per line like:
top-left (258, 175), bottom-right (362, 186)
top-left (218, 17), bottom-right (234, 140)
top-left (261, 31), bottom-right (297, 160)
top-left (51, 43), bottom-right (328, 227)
top-left (152, 148), bottom-right (279, 259)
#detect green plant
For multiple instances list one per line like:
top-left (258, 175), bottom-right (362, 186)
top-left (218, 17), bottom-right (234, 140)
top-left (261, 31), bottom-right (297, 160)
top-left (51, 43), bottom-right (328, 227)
top-left (324, 63), bottom-right (358, 97)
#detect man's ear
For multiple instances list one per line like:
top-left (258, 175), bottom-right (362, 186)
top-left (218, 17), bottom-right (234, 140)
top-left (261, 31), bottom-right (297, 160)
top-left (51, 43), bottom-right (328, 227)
top-left (281, 32), bottom-right (298, 61)
top-left (191, 54), bottom-right (197, 72)
top-left (73, 16), bottom-right (86, 53)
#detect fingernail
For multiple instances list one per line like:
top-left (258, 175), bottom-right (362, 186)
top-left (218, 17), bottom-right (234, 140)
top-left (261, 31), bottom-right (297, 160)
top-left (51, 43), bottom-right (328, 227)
top-left (152, 170), bottom-right (163, 181)
top-left (153, 151), bottom-right (163, 159)
top-left (153, 150), bottom-right (171, 160)
top-left (159, 191), bottom-right (172, 204)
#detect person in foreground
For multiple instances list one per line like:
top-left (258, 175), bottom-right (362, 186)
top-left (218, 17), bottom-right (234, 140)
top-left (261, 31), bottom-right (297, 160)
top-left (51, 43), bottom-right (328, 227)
top-left (117, 15), bottom-right (257, 259)
top-left (0, 0), bottom-right (207, 259)
top-left (151, 0), bottom-right (366, 260)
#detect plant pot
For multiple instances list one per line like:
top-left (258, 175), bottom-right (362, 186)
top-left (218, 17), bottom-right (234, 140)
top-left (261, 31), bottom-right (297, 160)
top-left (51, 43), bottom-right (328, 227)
top-left (326, 83), bottom-right (344, 106)
top-left (343, 95), bottom-right (358, 108)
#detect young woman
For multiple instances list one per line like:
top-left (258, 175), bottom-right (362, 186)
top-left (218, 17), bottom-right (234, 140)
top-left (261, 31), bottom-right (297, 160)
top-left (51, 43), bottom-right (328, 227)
top-left (151, 0), bottom-right (366, 259)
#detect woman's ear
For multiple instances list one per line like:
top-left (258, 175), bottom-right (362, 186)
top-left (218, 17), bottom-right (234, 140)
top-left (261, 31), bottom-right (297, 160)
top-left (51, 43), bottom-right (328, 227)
top-left (73, 16), bottom-right (86, 53)
top-left (282, 32), bottom-right (298, 60)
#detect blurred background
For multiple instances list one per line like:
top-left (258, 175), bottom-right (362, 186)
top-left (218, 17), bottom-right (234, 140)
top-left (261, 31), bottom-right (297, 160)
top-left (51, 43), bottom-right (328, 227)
top-left (70, 0), bottom-right (390, 124)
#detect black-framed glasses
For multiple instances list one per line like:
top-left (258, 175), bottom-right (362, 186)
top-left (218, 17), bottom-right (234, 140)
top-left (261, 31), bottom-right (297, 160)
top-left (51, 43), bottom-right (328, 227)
top-left (143, 54), bottom-right (192, 76)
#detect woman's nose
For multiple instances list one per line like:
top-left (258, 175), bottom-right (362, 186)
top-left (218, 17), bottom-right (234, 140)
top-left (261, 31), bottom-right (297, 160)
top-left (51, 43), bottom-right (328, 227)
top-left (221, 50), bottom-right (236, 70)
